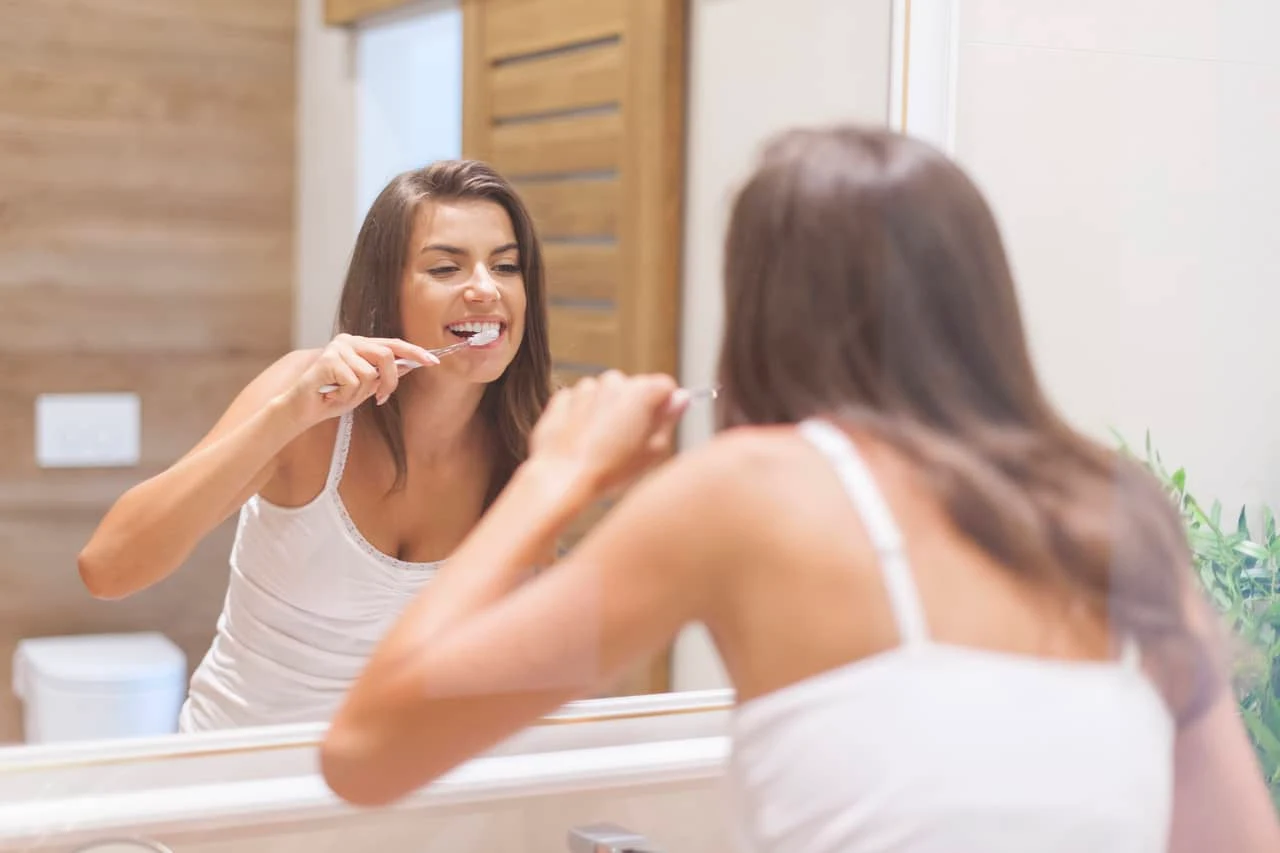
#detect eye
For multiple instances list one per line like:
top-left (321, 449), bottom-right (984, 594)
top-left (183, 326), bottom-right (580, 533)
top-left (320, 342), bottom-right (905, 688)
top-left (428, 265), bottom-right (460, 276)
top-left (494, 262), bottom-right (521, 275)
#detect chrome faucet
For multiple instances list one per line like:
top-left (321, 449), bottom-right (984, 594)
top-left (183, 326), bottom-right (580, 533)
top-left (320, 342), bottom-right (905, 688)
top-left (567, 822), bottom-right (664, 853)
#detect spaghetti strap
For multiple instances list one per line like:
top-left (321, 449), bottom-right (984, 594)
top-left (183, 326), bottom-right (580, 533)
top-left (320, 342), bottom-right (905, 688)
top-left (324, 412), bottom-right (355, 493)
top-left (797, 419), bottom-right (931, 646)
top-left (1118, 634), bottom-right (1142, 671)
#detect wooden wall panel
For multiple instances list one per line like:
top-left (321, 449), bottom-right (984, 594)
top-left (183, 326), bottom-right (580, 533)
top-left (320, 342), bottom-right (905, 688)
top-left (487, 111), bottom-right (623, 177)
top-left (548, 307), bottom-right (620, 367)
top-left (464, 0), bottom-right (686, 696)
top-left (0, 0), bottom-right (295, 742)
top-left (517, 178), bottom-right (620, 237)
top-left (489, 40), bottom-right (624, 119)
top-left (482, 0), bottom-right (627, 61)
top-left (543, 243), bottom-right (619, 303)
top-left (325, 0), bottom-right (413, 25)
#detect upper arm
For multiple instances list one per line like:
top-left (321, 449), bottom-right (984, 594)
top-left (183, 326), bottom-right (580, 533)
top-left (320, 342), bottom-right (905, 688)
top-left (1167, 578), bottom-right (1280, 851)
top-left (1169, 687), bottom-right (1280, 852)
top-left (183, 348), bottom-right (318, 480)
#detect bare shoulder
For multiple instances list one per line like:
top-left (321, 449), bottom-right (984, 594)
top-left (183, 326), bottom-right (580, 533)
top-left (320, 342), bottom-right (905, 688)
top-left (610, 427), bottom-right (811, 553)
top-left (214, 348), bottom-right (330, 460)
top-left (682, 424), bottom-right (834, 498)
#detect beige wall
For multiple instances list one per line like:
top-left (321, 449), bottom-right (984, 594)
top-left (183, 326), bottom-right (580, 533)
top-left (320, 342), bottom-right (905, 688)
top-left (672, 0), bottom-right (894, 690)
top-left (946, 0), bottom-right (1280, 513)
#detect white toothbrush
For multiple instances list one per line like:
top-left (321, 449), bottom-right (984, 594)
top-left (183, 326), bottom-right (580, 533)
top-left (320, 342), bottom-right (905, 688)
top-left (317, 328), bottom-right (499, 395)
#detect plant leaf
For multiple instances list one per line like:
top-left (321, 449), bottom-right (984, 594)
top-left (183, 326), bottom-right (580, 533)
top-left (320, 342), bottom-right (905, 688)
top-left (1236, 541), bottom-right (1271, 561)
top-left (1243, 707), bottom-right (1280, 766)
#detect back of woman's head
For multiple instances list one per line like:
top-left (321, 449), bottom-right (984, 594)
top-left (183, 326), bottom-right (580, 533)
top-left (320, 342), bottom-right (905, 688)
top-left (718, 125), bottom-right (1218, 723)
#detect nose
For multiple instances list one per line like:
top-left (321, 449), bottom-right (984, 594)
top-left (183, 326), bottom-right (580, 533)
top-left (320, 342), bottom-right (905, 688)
top-left (465, 266), bottom-right (500, 303)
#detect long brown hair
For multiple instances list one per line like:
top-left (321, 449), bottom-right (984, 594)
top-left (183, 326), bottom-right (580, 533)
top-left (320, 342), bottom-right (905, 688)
top-left (336, 160), bottom-right (552, 508)
top-left (718, 126), bottom-right (1219, 723)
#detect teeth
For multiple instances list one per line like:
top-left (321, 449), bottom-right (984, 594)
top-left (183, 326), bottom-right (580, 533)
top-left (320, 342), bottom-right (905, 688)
top-left (448, 321), bottom-right (501, 335)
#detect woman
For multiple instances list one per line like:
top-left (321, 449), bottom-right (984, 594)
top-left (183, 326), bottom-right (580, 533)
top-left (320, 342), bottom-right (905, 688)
top-left (321, 128), bottom-right (1279, 851)
top-left (78, 160), bottom-right (551, 731)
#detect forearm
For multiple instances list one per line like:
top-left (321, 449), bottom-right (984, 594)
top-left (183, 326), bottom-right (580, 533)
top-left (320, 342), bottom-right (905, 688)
top-left (323, 457), bottom-right (597, 804)
top-left (78, 395), bottom-right (308, 598)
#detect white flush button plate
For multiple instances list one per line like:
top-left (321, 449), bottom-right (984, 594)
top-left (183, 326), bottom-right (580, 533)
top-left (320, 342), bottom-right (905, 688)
top-left (35, 393), bottom-right (141, 469)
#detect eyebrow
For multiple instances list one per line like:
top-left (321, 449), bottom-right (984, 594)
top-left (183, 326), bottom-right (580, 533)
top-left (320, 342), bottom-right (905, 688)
top-left (421, 242), bottom-right (520, 257)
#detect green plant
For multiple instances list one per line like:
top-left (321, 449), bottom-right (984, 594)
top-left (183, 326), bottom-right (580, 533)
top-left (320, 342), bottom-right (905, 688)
top-left (1116, 431), bottom-right (1280, 809)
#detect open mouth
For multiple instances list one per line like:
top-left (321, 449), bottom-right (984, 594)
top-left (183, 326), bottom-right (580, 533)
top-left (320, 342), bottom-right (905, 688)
top-left (445, 320), bottom-right (505, 347)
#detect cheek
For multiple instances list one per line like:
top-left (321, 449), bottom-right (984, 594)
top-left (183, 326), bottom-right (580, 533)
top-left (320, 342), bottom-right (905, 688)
top-left (401, 284), bottom-right (447, 333)
top-left (508, 280), bottom-right (528, 326)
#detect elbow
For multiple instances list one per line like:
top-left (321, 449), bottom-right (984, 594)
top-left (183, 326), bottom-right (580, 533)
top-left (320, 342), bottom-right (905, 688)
top-left (320, 725), bottom-right (405, 809)
top-left (77, 545), bottom-right (132, 600)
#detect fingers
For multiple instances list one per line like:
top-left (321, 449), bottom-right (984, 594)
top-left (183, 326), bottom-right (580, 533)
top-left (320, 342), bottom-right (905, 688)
top-left (356, 342), bottom-right (398, 405)
top-left (374, 337), bottom-right (439, 368)
top-left (319, 353), bottom-right (359, 404)
top-left (335, 343), bottom-right (380, 403)
top-left (321, 335), bottom-right (439, 406)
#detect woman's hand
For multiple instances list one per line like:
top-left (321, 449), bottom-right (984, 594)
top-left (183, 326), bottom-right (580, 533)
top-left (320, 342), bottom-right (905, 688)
top-left (529, 370), bottom-right (690, 499)
top-left (280, 334), bottom-right (438, 428)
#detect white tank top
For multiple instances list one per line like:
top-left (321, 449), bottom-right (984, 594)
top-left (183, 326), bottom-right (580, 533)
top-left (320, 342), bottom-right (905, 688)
top-left (178, 412), bottom-right (441, 732)
top-left (727, 419), bottom-right (1176, 853)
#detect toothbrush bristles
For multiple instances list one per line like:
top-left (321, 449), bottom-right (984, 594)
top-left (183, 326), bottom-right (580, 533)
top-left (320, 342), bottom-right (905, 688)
top-left (468, 328), bottom-right (499, 347)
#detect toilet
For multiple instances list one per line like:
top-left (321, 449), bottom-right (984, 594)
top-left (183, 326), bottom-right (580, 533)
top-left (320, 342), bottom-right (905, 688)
top-left (12, 632), bottom-right (188, 744)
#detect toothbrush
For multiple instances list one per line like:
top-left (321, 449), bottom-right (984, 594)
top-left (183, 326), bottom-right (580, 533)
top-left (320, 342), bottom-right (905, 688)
top-left (317, 328), bottom-right (499, 394)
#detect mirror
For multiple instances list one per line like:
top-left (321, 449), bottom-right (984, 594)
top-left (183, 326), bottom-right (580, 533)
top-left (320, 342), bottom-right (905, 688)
top-left (2, 0), bottom-right (1277, 828)
top-left (1, 0), bottom-right (693, 756)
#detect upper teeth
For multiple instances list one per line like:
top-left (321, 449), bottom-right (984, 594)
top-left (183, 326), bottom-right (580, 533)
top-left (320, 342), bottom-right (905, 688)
top-left (449, 321), bottom-right (501, 335)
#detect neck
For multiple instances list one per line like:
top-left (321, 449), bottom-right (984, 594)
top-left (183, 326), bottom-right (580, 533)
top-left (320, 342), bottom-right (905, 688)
top-left (392, 371), bottom-right (491, 461)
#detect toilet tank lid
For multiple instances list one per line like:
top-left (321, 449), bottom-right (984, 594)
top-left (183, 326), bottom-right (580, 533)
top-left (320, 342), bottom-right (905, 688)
top-left (13, 632), bottom-right (187, 691)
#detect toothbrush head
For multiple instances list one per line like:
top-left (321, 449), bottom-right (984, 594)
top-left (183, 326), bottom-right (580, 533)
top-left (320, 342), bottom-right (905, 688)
top-left (468, 328), bottom-right (500, 347)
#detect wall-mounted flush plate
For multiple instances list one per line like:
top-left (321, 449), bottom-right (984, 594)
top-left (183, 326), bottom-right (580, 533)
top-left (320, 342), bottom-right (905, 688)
top-left (35, 393), bottom-right (141, 469)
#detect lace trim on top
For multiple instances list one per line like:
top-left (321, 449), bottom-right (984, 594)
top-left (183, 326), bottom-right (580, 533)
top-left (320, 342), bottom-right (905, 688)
top-left (326, 412), bottom-right (443, 574)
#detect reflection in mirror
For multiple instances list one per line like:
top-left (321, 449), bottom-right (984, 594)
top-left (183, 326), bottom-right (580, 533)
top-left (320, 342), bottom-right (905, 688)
top-left (2, 0), bottom-right (687, 754)
top-left (77, 158), bottom-right (551, 737)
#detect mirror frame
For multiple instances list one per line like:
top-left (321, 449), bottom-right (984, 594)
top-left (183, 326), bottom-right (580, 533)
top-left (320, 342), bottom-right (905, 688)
top-left (0, 689), bottom-right (734, 774)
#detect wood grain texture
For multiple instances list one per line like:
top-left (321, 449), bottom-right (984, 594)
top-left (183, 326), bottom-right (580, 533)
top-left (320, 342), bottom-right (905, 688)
top-left (490, 40), bottom-right (623, 120)
top-left (616, 0), bottom-right (686, 377)
top-left (482, 0), bottom-right (626, 61)
top-left (551, 363), bottom-right (603, 391)
top-left (548, 306), bottom-right (620, 367)
top-left (0, 0), bottom-right (295, 741)
top-left (462, 0), bottom-right (491, 160)
top-left (517, 177), bottom-right (619, 238)
top-left (324, 0), bottom-right (414, 26)
top-left (543, 242), bottom-right (619, 303)
top-left (488, 110), bottom-right (622, 178)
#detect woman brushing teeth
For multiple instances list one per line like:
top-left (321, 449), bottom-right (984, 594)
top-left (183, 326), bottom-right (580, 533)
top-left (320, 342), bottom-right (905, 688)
top-left (78, 160), bottom-right (553, 732)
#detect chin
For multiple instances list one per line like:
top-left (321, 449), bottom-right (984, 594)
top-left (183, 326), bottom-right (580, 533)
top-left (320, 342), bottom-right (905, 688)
top-left (450, 352), bottom-right (517, 387)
